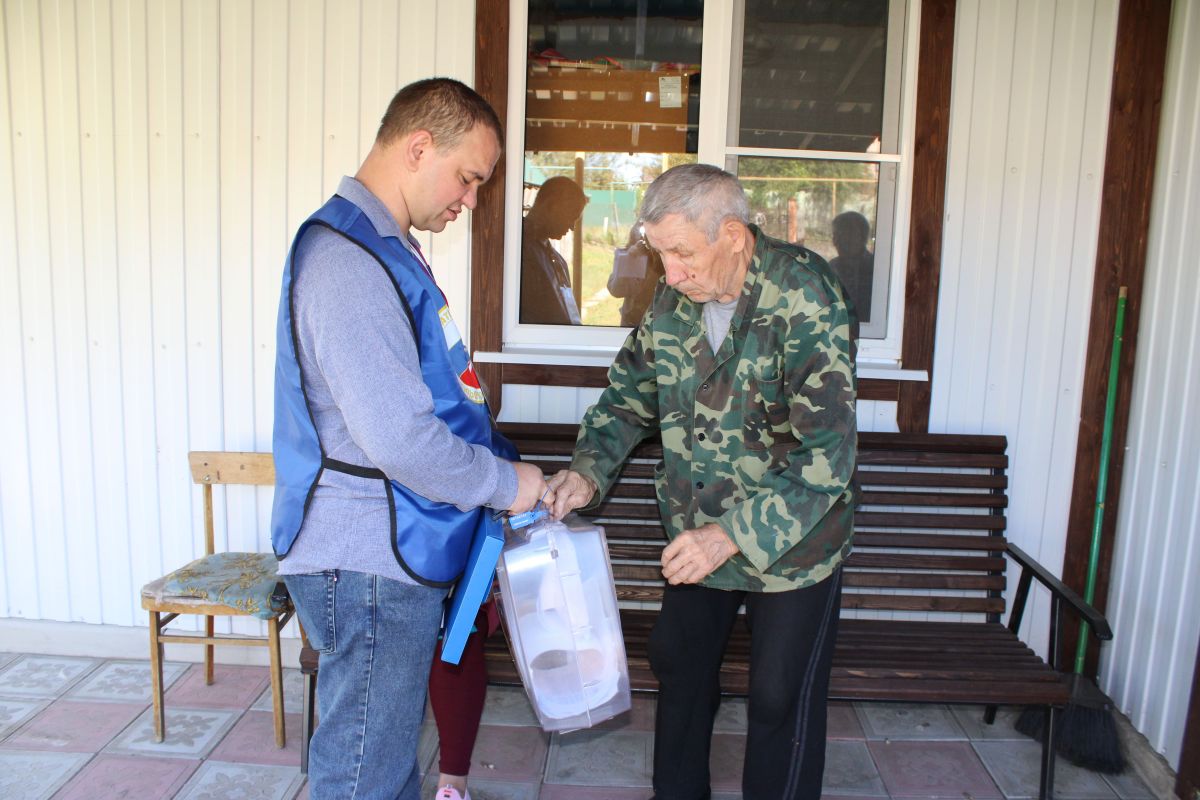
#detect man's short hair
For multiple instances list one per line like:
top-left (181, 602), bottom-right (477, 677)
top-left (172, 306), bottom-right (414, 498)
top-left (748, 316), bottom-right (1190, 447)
top-left (640, 163), bottom-right (750, 242)
top-left (376, 78), bottom-right (504, 151)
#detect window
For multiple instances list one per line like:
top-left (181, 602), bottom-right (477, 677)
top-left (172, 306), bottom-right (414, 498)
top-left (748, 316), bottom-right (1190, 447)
top-left (501, 0), bottom-right (917, 359)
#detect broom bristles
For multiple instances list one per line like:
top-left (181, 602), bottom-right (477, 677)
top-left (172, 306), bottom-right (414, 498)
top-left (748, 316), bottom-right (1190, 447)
top-left (1056, 699), bottom-right (1126, 774)
top-left (1012, 674), bottom-right (1126, 774)
top-left (1014, 704), bottom-right (1048, 741)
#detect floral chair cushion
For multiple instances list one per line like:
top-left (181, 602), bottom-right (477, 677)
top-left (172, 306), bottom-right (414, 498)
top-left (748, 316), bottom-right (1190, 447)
top-left (142, 552), bottom-right (287, 620)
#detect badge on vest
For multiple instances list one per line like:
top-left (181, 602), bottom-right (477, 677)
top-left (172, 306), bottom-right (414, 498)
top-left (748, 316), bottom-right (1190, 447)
top-left (459, 364), bottom-right (485, 404)
top-left (438, 304), bottom-right (486, 405)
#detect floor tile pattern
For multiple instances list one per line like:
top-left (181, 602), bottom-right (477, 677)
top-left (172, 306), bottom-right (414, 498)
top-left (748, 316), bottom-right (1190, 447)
top-left (0, 750), bottom-right (92, 799)
top-left (0, 655), bottom-right (100, 698)
top-left (0, 651), bottom-right (1162, 800)
top-left (54, 754), bottom-right (199, 800)
top-left (4, 700), bottom-right (144, 752)
top-left (869, 740), bottom-right (1002, 798)
top-left (67, 660), bottom-right (189, 704)
top-left (250, 668), bottom-right (305, 714)
top-left (0, 695), bottom-right (51, 739)
top-left (175, 762), bottom-right (305, 800)
top-left (105, 707), bottom-right (240, 758)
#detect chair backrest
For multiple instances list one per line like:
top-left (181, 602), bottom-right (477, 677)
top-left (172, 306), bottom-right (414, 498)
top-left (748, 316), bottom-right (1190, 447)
top-left (188, 451), bottom-right (276, 556)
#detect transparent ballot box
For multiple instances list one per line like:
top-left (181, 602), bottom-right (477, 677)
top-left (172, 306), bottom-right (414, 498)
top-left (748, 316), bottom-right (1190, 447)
top-left (495, 514), bottom-right (631, 732)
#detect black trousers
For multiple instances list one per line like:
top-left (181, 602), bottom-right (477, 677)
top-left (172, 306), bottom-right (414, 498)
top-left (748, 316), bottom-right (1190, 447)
top-left (647, 569), bottom-right (842, 800)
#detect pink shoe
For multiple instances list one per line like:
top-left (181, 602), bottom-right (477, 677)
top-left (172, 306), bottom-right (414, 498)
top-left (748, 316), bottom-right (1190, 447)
top-left (435, 786), bottom-right (470, 800)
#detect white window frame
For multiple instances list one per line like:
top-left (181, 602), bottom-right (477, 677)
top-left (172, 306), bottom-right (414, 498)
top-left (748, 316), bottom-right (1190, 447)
top-left (494, 0), bottom-right (921, 367)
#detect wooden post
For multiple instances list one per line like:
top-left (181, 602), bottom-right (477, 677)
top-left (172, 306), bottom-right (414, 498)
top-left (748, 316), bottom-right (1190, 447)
top-left (895, 0), bottom-right (956, 433)
top-left (1060, 0), bottom-right (1172, 676)
top-left (471, 0), bottom-right (509, 415)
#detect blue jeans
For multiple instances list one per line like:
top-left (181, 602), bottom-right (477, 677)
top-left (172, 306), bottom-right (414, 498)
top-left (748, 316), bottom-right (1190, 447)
top-left (285, 570), bottom-right (446, 800)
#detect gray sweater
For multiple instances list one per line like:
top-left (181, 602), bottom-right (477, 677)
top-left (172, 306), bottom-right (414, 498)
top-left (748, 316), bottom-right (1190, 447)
top-left (279, 177), bottom-right (517, 582)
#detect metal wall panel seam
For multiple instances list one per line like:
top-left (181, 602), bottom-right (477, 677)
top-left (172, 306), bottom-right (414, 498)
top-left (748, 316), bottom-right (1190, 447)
top-left (0, 0), bottom-right (33, 620)
top-left (10, 0), bottom-right (59, 621)
top-left (78, 0), bottom-right (136, 627)
top-left (111, 0), bottom-right (164, 626)
top-left (44, 0), bottom-right (102, 624)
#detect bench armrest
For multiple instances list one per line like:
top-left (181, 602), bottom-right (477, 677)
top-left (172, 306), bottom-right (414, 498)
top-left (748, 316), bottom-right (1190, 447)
top-left (1006, 542), bottom-right (1113, 640)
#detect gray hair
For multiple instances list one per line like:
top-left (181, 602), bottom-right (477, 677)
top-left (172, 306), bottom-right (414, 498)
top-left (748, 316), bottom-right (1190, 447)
top-left (639, 163), bottom-right (750, 242)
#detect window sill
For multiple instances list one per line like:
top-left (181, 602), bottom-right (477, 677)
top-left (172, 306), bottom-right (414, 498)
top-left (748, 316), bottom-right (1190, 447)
top-left (473, 348), bottom-right (928, 382)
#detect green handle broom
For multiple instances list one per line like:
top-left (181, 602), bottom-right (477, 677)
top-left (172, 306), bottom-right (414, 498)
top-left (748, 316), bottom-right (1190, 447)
top-left (1057, 286), bottom-right (1128, 774)
top-left (1015, 287), bottom-right (1128, 775)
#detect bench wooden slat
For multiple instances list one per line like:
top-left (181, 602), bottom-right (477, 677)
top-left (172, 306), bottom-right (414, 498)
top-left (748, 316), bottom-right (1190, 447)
top-left (828, 679), bottom-right (1067, 706)
top-left (857, 432), bottom-right (1008, 454)
top-left (842, 594), bottom-right (1005, 614)
top-left (852, 532), bottom-right (1006, 551)
top-left (602, 483), bottom-right (658, 500)
top-left (590, 522), bottom-right (667, 540)
top-left (855, 470), bottom-right (1008, 490)
top-left (859, 490), bottom-right (1006, 508)
top-left (856, 451), bottom-right (1008, 469)
top-left (844, 572), bottom-right (1006, 591)
top-left (845, 552), bottom-right (1008, 572)
top-left (593, 501), bottom-right (662, 519)
top-left (854, 511), bottom-right (1006, 531)
top-left (608, 543), bottom-right (668, 560)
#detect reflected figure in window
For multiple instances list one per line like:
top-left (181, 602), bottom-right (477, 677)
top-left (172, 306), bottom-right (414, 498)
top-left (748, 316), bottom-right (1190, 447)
top-left (608, 222), bottom-right (665, 327)
top-left (829, 210), bottom-right (874, 323)
top-left (520, 177), bottom-right (589, 325)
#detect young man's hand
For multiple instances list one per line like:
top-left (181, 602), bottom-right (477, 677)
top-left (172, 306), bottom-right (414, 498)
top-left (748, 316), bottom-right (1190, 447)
top-left (546, 469), bottom-right (597, 520)
top-left (509, 462), bottom-right (552, 514)
top-left (661, 523), bottom-right (739, 585)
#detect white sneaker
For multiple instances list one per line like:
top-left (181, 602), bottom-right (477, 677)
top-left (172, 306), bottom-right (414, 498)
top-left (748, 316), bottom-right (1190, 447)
top-left (435, 786), bottom-right (470, 800)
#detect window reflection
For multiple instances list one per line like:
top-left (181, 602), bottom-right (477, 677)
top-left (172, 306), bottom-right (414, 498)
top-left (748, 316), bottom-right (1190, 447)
top-left (734, 0), bottom-right (890, 153)
top-left (520, 177), bottom-right (589, 325)
top-left (520, 0), bottom-right (702, 327)
top-left (734, 156), bottom-right (882, 325)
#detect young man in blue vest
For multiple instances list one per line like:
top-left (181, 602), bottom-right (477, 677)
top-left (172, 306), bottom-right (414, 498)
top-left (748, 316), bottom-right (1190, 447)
top-left (272, 78), bottom-right (550, 800)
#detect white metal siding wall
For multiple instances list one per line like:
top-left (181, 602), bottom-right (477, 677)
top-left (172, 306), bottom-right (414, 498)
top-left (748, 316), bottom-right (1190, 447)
top-left (930, 0), bottom-right (1118, 655)
top-left (1101, 0), bottom-right (1200, 769)
top-left (0, 0), bottom-right (477, 631)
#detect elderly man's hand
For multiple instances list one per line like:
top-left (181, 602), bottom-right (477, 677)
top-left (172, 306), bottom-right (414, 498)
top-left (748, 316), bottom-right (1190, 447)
top-left (661, 523), bottom-right (739, 585)
top-left (546, 469), bottom-right (598, 520)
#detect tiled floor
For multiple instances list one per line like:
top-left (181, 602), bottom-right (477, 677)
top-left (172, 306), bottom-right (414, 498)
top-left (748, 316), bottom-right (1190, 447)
top-left (0, 652), bottom-right (1157, 800)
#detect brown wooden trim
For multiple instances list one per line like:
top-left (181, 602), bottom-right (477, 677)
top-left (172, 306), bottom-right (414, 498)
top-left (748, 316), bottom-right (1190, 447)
top-left (1061, 0), bottom-right (1172, 679)
top-left (471, 0), bottom-right (508, 416)
top-left (501, 363), bottom-right (611, 389)
top-left (896, 0), bottom-right (956, 433)
top-left (1178, 631), bottom-right (1200, 800)
top-left (860, 379), bottom-right (900, 402)
top-left (499, 362), bottom-right (901, 403)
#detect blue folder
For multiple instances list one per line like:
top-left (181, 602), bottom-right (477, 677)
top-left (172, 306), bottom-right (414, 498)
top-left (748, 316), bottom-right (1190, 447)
top-left (439, 518), bottom-right (506, 664)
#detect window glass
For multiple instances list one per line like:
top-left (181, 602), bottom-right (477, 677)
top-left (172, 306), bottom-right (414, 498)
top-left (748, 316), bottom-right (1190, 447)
top-left (732, 0), bottom-right (891, 153)
top-left (732, 156), bottom-right (889, 327)
top-left (520, 0), bottom-right (703, 327)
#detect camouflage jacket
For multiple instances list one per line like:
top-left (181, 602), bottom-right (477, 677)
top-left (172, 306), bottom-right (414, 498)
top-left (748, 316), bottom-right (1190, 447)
top-left (571, 226), bottom-right (857, 592)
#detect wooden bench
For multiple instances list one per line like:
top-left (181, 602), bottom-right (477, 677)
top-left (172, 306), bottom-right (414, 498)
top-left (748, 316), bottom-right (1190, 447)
top-left (482, 423), bottom-right (1110, 799)
top-left (299, 423), bottom-right (1110, 799)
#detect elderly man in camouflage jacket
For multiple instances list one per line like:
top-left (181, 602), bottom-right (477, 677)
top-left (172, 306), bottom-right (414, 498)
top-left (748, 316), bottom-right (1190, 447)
top-left (548, 164), bottom-right (856, 800)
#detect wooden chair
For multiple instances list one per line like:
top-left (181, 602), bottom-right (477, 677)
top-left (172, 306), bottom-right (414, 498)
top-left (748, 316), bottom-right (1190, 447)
top-left (140, 451), bottom-right (294, 747)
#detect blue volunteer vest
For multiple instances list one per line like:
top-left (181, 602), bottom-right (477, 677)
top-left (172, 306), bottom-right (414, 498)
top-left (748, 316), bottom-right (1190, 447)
top-left (271, 193), bottom-right (516, 587)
